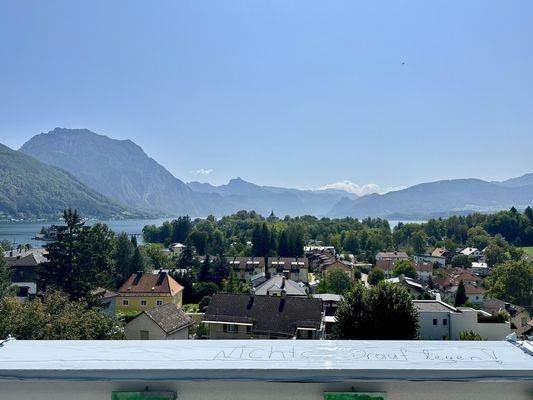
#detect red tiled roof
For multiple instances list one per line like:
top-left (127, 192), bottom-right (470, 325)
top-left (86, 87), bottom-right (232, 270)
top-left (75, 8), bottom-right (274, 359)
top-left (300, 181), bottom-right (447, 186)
top-left (464, 284), bottom-right (485, 295)
top-left (416, 262), bottom-right (433, 273)
top-left (432, 247), bottom-right (447, 257)
top-left (118, 272), bottom-right (183, 297)
top-left (375, 259), bottom-right (395, 271)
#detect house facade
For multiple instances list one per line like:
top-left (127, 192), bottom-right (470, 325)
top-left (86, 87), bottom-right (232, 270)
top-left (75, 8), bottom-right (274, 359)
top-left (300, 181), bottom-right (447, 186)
top-left (117, 271), bottom-right (184, 312)
top-left (267, 257), bottom-right (309, 282)
top-left (227, 256), bottom-right (265, 282)
top-left (4, 249), bottom-right (46, 300)
top-left (374, 259), bottom-right (395, 279)
top-left (375, 251), bottom-right (409, 262)
top-left (414, 300), bottom-right (510, 340)
top-left (413, 254), bottom-right (446, 268)
top-left (415, 261), bottom-right (433, 282)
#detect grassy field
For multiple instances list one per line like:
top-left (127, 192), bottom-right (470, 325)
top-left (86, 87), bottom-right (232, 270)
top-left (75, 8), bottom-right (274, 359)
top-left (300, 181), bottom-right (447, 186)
top-left (520, 246), bottom-right (533, 255)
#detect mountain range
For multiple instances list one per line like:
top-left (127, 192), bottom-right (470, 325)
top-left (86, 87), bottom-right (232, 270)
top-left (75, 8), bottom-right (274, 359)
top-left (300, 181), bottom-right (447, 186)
top-left (18, 128), bottom-right (359, 218)
top-left (1, 127), bottom-right (531, 220)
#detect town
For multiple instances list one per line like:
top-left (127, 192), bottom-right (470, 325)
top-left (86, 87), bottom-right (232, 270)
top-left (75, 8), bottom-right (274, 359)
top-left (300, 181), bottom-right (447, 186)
top-left (1, 207), bottom-right (532, 342)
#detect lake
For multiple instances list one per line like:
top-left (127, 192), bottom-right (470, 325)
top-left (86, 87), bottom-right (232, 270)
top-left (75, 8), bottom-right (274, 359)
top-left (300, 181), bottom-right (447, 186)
top-left (0, 218), bottom-right (427, 249)
top-left (0, 218), bottom-right (170, 248)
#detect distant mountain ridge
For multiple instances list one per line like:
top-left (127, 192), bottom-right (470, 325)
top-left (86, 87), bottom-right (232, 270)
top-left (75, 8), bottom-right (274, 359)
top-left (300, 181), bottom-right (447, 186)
top-left (498, 173), bottom-right (533, 188)
top-left (17, 127), bottom-right (533, 220)
top-left (20, 128), bottom-right (198, 217)
top-left (187, 178), bottom-right (358, 217)
top-left (328, 178), bottom-right (533, 219)
top-left (0, 143), bottom-right (129, 219)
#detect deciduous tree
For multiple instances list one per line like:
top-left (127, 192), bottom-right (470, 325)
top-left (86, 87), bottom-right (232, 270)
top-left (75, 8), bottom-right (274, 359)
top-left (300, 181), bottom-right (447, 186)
top-left (334, 282), bottom-right (418, 339)
top-left (486, 260), bottom-right (533, 306)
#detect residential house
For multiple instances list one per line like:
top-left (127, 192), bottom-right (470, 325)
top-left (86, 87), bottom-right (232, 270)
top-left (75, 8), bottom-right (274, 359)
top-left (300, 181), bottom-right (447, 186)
top-left (374, 259), bottom-right (395, 279)
top-left (464, 284), bottom-right (486, 305)
top-left (321, 259), bottom-right (354, 280)
top-left (253, 274), bottom-right (308, 297)
top-left (386, 275), bottom-right (427, 297)
top-left (4, 249), bottom-right (46, 300)
top-left (433, 268), bottom-right (485, 304)
top-left (92, 287), bottom-right (118, 315)
top-left (431, 247), bottom-right (454, 263)
top-left (124, 303), bottom-right (193, 340)
top-left (375, 251), bottom-right (409, 262)
top-left (117, 271), bottom-right (184, 312)
top-left (413, 254), bottom-right (446, 268)
top-left (414, 300), bottom-right (510, 340)
top-left (169, 243), bottom-right (186, 256)
top-left (431, 247), bottom-right (448, 257)
top-left (267, 256), bottom-right (309, 282)
top-left (227, 256), bottom-right (265, 283)
top-left (460, 247), bottom-right (483, 259)
top-left (471, 262), bottom-right (489, 276)
top-left (483, 298), bottom-right (532, 336)
top-left (415, 261), bottom-right (433, 282)
top-left (203, 292), bottom-right (324, 339)
top-left (434, 268), bottom-right (484, 291)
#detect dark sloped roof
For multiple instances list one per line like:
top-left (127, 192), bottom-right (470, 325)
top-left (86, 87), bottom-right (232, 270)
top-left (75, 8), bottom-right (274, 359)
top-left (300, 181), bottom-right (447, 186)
top-left (144, 303), bottom-right (194, 334)
top-left (204, 293), bottom-right (322, 337)
top-left (483, 298), bottom-right (526, 316)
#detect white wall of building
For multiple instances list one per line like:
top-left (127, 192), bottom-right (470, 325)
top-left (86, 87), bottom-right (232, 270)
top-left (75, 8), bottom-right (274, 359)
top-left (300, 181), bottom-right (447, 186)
top-left (1, 380), bottom-right (533, 400)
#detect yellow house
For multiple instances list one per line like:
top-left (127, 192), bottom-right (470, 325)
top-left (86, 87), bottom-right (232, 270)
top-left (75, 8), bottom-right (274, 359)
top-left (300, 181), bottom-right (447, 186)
top-left (117, 271), bottom-right (184, 312)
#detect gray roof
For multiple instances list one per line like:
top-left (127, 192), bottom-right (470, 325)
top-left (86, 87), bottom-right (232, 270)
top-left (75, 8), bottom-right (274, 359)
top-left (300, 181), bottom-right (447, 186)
top-left (483, 298), bottom-right (527, 316)
top-left (143, 303), bottom-right (194, 334)
top-left (204, 293), bottom-right (322, 337)
top-left (254, 275), bottom-right (308, 296)
top-left (413, 300), bottom-right (457, 313)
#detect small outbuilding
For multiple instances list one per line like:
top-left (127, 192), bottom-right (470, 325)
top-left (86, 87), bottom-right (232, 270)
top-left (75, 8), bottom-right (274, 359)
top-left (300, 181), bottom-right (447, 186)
top-left (124, 303), bottom-right (193, 340)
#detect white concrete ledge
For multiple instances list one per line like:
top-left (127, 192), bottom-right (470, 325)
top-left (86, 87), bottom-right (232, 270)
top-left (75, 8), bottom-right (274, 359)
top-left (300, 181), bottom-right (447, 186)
top-left (0, 340), bottom-right (531, 382)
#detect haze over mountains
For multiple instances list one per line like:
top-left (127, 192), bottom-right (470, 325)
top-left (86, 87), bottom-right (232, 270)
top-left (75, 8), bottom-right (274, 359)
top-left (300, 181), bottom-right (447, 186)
top-left (2, 127), bottom-right (531, 220)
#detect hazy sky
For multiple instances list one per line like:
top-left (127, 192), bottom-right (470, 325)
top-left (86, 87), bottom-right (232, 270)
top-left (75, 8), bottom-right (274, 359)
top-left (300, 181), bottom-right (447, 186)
top-left (1, 1), bottom-right (532, 194)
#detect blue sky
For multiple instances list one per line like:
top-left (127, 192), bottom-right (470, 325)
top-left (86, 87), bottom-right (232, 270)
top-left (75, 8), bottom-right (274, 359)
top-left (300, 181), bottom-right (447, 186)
top-left (1, 1), bottom-right (532, 194)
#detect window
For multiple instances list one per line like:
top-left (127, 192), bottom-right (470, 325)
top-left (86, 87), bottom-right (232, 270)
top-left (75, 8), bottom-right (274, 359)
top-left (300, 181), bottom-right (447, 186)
top-left (140, 299), bottom-right (147, 307)
top-left (443, 319), bottom-right (447, 326)
top-left (433, 319), bottom-right (437, 325)
top-left (122, 299), bottom-right (129, 306)
top-left (522, 317), bottom-right (528, 327)
top-left (443, 335), bottom-right (448, 340)
top-left (246, 325), bottom-right (252, 335)
top-left (223, 324), bottom-right (238, 333)
top-left (140, 330), bottom-right (149, 340)
top-left (156, 300), bottom-right (163, 306)
top-left (17, 286), bottom-right (29, 297)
